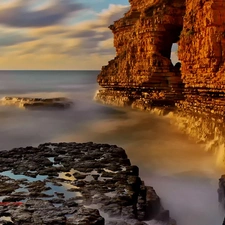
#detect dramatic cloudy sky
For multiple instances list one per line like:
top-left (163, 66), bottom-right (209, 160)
top-left (0, 0), bottom-right (178, 70)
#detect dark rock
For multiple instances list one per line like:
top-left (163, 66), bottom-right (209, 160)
top-left (155, 210), bottom-right (170, 222)
top-left (50, 198), bottom-right (65, 204)
top-left (73, 172), bottom-right (86, 179)
top-left (218, 175), bottom-right (225, 208)
top-left (55, 192), bottom-right (65, 198)
top-left (2, 196), bottom-right (26, 202)
top-left (64, 199), bottom-right (78, 207)
top-left (0, 142), bottom-right (173, 224)
top-left (92, 175), bottom-right (99, 180)
top-left (145, 186), bottom-right (161, 219)
top-left (68, 207), bottom-right (104, 225)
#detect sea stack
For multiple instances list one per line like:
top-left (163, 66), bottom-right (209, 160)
top-left (96, 0), bottom-right (225, 150)
top-left (96, 0), bottom-right (185, 111)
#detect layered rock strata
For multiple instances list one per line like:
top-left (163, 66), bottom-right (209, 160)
top-left (96, 0), bottom-right (225, 153)
top-left (0, 97), bottom-right (73, 109)
top-left (178, 0), bottom-right (225, 118)
top-left (174, 0), bottom-right (225, 152)
top-left (96, 0), bottom-right (186, 110)
top-left (0, 142), bottom-right (175, 225)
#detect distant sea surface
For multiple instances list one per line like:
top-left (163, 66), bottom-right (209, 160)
top-left (0, 70), bottom-right (224, 225)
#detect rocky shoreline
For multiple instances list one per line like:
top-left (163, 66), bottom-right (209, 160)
top-left (95, 90), bottom-right (225, 153)
top-left (95, 0), bottom-right (225, 155)
top-left (94, 0), bottom-right (225, 223)
top-left (0, 97), bottom-right (73, 109)
top-left (0, 142), bottom-right (175, 225)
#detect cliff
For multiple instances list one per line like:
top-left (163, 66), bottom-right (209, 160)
top-left (178, 0), bottom-right (225, 118)
top-left (175, 0), bottom-right (225, 150)
top-left (95, 0), bottom-right (225, 153)
top-left (96, 0), bottom-right (185, 111)
top-left (175, 0), bottom-right (225, 145)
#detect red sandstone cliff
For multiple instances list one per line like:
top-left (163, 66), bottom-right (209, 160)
top-left (96, 0), bottom-right (225, 119)
top-left (96, 0), bottom-right (185, 109)
top-left (178, 0), bottom-right (225, 119)
top-left (96, 1), bottom-right (225, 222)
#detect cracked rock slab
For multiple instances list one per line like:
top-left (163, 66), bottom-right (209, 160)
top-left (0, 142), bottom-right (174, 225)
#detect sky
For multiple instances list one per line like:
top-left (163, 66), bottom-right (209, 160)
top-left (0, 0), bottom-right (178, 70)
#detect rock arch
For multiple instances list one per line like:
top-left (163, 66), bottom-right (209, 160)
top-left (97, 0), bottom-right (186, 107)
top-left (96, 0), bottom-right (225, 154)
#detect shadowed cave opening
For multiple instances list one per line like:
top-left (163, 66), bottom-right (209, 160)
top-left (158, 25), bottom-right (182, 68)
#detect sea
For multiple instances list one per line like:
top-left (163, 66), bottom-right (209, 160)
top-left (0, 70), bottom-right (224, 225)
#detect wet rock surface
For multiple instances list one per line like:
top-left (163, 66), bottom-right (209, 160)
top-left (0, 97), bottom-right (72, 109)
top-left (0, 142), bottom-right (174, 225)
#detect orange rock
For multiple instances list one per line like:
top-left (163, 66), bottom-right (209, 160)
top-left (178, 0), bottom-right (225, 119)
top-left (96, 0), bottom-right (225, 123)
top-left (96, 0), bottom-right (185, 108)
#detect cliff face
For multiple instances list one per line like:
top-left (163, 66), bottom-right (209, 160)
top-left (178, 0), bottom-right (225, 119)
top-left (96, 0), bottom-right (225, 150)
top-left (97, 0), bottom-right (185, 110)
top-left (175, 0), bottom-right (225, 148)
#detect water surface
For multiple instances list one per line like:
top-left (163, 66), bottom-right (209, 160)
top-left (0, 70), bottom-right (223, 224)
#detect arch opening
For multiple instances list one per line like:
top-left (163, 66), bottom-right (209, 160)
top-left (170, 43), bottom-right (179, 66)
top-left (158, 24), bottom-right (182, 67)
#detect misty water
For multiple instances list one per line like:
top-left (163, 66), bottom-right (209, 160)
top-left (0, 70), bottom-right (224, 224)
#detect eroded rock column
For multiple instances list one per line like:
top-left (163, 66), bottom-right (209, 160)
top-left (96, 0), bottom-right (186, 111)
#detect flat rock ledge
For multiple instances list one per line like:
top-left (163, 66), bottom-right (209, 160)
top-left (0, 97), bottom-right (73, 109)
top-left (94, 90), bottom-right (176, 116)
top-left (0, 142), bottom-right (175, 225)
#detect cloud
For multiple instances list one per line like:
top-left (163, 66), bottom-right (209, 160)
top-left (23, 4), bottom-right (129, 57)
top-left (0, 3), bottom-right (130, 69)
top-left (69, 4), bottom-right (129, 31)
top-left (98, 4), bottom-right (129, 25)
top-left (0, 31), bottom-right (35, 46)
top-left (62, 4), bottom-right (129, 56)
top-left (0, 0), bottom-right (85, 27)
